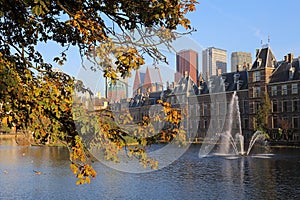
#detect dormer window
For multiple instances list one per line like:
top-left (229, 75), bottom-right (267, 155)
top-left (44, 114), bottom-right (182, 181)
top-left (272, 58), bottom-right (276, 67)
top-left (257, 58), bottom-right (262, 67)
top-left (289, 67), bottom-right (295, 80)
top-left (234, 73), bottom-right (240, 84)
top-left (237, 80), bottom-right (243, 90)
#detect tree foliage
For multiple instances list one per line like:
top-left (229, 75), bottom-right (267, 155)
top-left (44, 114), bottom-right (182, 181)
top-left (256, 92), bottom-right (271, 134)
top-left (0, 0), bottom-right (197, 184)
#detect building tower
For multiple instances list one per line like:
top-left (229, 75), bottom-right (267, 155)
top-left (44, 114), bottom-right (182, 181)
top-left (231, 52), bottom-right (252, 72)
top-left (175, 49), bottom-right (199, 84)
top-left (202, 47), bottom-right (227, 78)
top-left (247, 46), bottom-right (276, 130)
top-left (132, 66), bottom-right (163, 95)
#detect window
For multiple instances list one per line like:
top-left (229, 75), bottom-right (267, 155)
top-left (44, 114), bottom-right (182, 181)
top-left (255, 102), bottom-right (260, 113)
top-left (219, 119), bottom-right (223, 129)
top-left (253, 71), bottom-right (261, 82)
top-left (282, 85), bottom-right (287, 95)
top-left (282, 101), bottom-right (288, 112)
top-left (257, 58), bottom-right (262, 68)
top-left (272, 117), bottom-right (278, 129)
top-left (203, 103), bottom-right (208, 116)
top-left (253, 87), bottom-right (261, 98)
top-left (204, 120), bottom-right (208, 129)
top-left (272, 100), bottom-right (278, 112)
top-left (182, 95), bottom-right (186, 103)
top-left (293, 99), bottom-right (298, 112)
top-left (211, 119), bottom-right (216, 127)
top-left (219, 102), bottom-right (225, 115)
top-left (197, 105), bottom-right (201, 116)
top-left (211, 103), bottom-right (217, 115)
top-left (292, 117), bottom-right (299, 129)
top-left (271, 86), bottom-right (277, 96)
top-left (292, 83), bottom-right (298, 94)
top-left (189, 105), bottom-right (195, 117)
top-left (243, 118), bottom-right (249, 129)
top-left (253, 117), bottom-right (257, 129)
top-left (250, 102), bottom-right (256, 114)
top-left (243, 100), bottom-right (249, 114)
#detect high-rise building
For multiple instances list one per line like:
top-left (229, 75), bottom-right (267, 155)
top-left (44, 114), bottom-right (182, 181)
top-left (175, 49), bottom-right (199, 84)
top-left (202, 47), bottom-right (227, 78)
top-left (106, 76), bottom-right (128, 103)
top-left (231, 52), bottom-right (252, 72)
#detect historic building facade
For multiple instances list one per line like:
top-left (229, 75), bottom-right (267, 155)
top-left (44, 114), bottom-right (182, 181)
top-left (113, 46), bottom-right (300, 144)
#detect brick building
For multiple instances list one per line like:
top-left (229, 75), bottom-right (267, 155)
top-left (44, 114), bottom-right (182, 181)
top-left (113, 46), bottom-right (300, 144)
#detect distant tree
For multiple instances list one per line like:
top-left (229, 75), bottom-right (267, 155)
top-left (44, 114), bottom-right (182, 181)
top-left (0, 0), bottom-right (197, 184)
top-left (256, 92), bottom-right (271, 136)
top-left (278, 118), bottom-right (292, 141)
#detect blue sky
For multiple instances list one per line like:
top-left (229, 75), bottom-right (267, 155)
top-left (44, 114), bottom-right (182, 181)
top-left (192, 0), bottom-right (300, 62)
top-left (39, 0), bottom-right (300, 96)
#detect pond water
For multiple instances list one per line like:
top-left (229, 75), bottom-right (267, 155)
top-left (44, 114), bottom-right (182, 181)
top-left (0, 138), bottom-right (300, 200)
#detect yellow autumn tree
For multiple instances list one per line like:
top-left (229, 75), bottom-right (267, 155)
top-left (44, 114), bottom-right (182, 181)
top-left (0, 0), bottom-right (198, 184)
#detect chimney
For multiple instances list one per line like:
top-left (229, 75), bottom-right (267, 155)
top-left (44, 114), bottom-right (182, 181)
top-left (199, 72), bottom-right (203, 83)
top-left (242, 62), bottom-right (246, 70)
top-left (288, 53), bottom-right (294, 63)
top-left (184, 71), bottom-right (189, 78)
top-left (236, 65), bottom-right (240, 72)
top-left (217, 68), bottom-right (222, 76)
top-left (284, 55), bottom-right (288, 62)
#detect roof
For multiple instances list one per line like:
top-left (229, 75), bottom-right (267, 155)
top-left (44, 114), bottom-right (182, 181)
top-left (221, 70), bottom-right (248, 91)
top-left (198, 70), bottom-right (248, 94)
top-left (129, 91), bottom-right (164, 107)
top-left (133, 70), bottom-right (145, 92)
top-left (251, 47), bottom-right (276, 70)
top-left (143, 67), bottom-right (162, 85)
top-left (173, 75), bottom-right (198, 95)
top-left (269, 59), bottom-right (300, 83)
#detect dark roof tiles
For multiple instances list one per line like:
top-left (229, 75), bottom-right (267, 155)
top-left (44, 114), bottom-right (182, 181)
top-left (269, 59), bottom-right (300, 83)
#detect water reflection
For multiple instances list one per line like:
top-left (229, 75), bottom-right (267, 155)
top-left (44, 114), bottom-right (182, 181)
top-left (1, 141), bottom-right (300, 199)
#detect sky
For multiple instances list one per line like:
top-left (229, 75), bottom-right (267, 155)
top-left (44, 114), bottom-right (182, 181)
top-left (39, 0), bottom-right (300, 96)
top-left (191, 0), bottom-right (300, 62)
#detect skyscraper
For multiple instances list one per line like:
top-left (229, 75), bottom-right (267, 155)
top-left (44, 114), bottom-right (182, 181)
top-left (202, 47), bottom-right (227, 78)
top-left (175, 49), bottom-right (199, 84)
top-left (106, 76), bottom-right (128, 103)
top-left (231, 52), bottom-right (252, 72)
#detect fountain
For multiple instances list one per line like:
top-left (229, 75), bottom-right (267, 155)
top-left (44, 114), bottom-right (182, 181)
top-left (218, 91), bottom-right (266, 156)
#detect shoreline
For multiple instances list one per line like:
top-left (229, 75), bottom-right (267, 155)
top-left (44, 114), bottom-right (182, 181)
top-left (1, 134), bottom-right (300, 148)
top-left (0, 134), bottom-right (16, 139)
